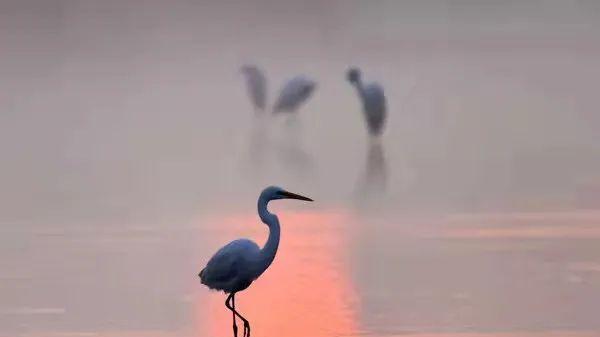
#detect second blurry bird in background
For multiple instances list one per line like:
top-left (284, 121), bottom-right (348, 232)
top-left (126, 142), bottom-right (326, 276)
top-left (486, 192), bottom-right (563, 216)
top-left (239, 65), bottom-right (317, 116)
top-left (239, 65), bottom-right (318, 180)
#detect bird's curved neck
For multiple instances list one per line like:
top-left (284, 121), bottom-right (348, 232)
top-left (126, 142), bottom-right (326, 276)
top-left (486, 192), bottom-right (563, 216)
top-left (256, 195), bottom-right (280, 276)
top-left (352, 80), bottom-right (366, 97)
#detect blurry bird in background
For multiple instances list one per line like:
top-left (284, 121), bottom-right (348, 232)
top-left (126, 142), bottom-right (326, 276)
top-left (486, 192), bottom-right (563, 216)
top-left (240, 65), bottom-right (267, 114)
top-left (347, 67), bottom-right (389, 203)
top-left (198, 186), bottom-right (313, 337)
top-left (346, 67), bottom-right (387, 139)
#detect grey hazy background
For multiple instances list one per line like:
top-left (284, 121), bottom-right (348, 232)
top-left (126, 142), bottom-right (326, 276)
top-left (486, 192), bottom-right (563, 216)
top-left (1, 2), bottom-right (600, 336)
top-left (2, 0), bottom-right (600, 227)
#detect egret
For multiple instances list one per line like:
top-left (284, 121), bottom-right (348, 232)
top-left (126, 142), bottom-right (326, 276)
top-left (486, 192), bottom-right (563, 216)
top-left (346, 67), bottom-right (387, 138)
top-left (240, 65), bottom-right (267, 113)
top-left (198, 186), bottom-right (313, 337)
top-left (272, 75), bottom-right (316, 114)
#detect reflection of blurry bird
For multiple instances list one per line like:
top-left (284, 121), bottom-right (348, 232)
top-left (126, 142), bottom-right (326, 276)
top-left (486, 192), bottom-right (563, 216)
top-left (354, 142), bottom-right (388, 206)
top-left (243, 119), bottom-right (270, 176)
top-left (273, 75), bottom-right (316, 114)
top-left (198, 186), bottom-right (313, 337)
top-left (241, 65), bottom-right (267, 113)
top-left (347, 67), bottom-right (387, 137)
top-left (275, 139), bottom-right (315, 179)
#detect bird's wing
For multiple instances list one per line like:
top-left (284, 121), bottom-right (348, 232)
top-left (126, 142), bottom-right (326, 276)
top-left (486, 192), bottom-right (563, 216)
top-left (273, 77), bottom-right (315, 113)
top-left (200, 239), bottom-right (260, 287)
top-left (273, 81), bottom-right (297, 112)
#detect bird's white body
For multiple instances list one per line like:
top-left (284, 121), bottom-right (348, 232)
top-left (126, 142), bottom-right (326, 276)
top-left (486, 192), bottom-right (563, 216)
top-left (273, 75), bottom-right (316, 113)
top-left (348, 68), bottom-right (387, 137)
top-left (241, 65), bottom-right (267, 112)
top-left (200, 239), bottom-right (262, 293)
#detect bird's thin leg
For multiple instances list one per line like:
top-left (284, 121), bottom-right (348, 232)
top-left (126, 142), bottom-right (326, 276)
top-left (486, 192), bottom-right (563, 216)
top-left (225, 293), bottom-right (238, 337)
top-left (226, 293), bottom-right (250, 337)
top-left (243, 317), bottom-right (250, 337)
top-left (232, 294), bottom-right (250, 337)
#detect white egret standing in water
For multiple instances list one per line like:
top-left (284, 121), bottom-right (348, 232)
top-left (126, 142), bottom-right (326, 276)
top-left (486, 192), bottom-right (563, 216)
top-left (272, 75), bottom-right (316, 114)
top-left (198, 186), bottom-right (313, 337)
top-left (240, 65), bottom-right (267, 113)
top-left (347, 67), bottom-right (387, 138)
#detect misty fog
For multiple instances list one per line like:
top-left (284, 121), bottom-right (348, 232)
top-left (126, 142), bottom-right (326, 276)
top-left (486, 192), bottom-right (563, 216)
top-left (2, 2), bottom-right (600, 337)
top-left (2, 1), bottom-right (600, 227)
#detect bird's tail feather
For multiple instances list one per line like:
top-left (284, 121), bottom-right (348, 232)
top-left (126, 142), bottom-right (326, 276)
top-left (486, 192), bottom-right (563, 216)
top-left (198, 268), bottom-right (206, 284)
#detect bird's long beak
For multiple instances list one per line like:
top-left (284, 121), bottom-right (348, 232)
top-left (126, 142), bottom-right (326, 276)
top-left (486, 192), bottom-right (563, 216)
top-left (281, 190), bottom-right (313, 202)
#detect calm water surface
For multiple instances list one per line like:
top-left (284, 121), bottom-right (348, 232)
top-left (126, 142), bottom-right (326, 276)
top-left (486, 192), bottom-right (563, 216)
top-left (3, 2), bottom-right (600, 337)
top-left (2, 209), bottom-right (600, 337)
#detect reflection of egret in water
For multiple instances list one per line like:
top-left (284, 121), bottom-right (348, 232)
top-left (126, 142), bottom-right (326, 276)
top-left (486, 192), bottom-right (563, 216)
top-left (276, 141), bottom-right (315, 177)
top-left (200, 210), bottom-right (359, 337)
top-left (354, 141), bottom-right (388, 206)
top-left (240, 65), bottom-right (267, 114)
top-left (198, 186), bottom-right (313, 337)
top-left (273, 116), bottom-right (315, 180)
top-left (242, 118), bottom-right (270, 177)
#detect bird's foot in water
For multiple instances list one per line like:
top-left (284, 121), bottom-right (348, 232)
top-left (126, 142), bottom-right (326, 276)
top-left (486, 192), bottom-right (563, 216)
top-left (244, 322), bottom-right (250, 337)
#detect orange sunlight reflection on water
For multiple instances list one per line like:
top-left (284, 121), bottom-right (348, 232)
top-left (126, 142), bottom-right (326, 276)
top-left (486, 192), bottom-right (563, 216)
top-left (196, 210), bottom-right (359, 337)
